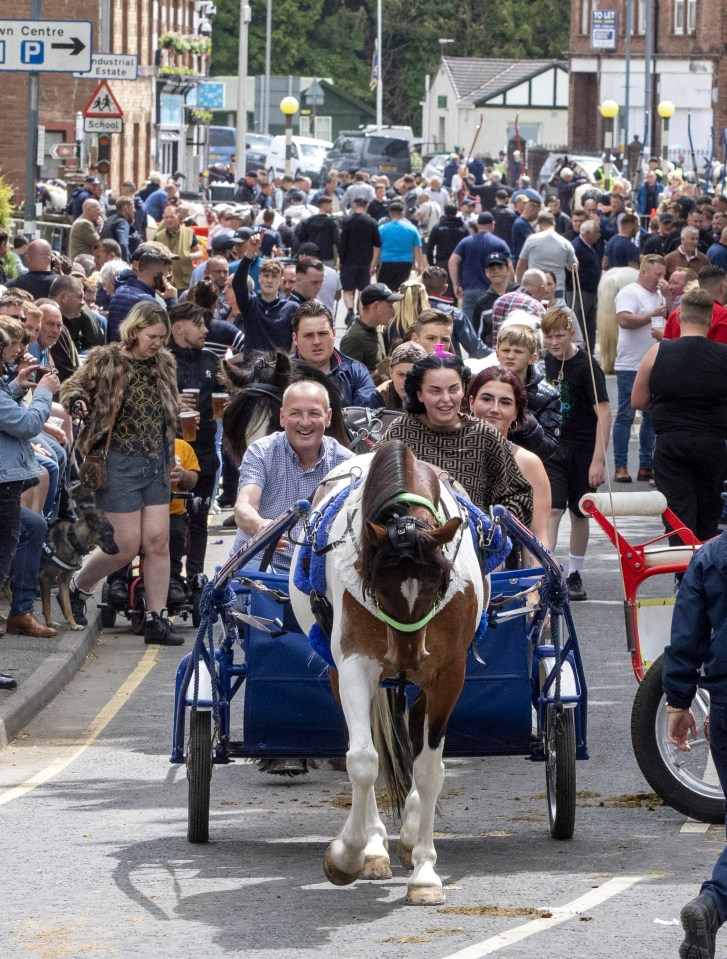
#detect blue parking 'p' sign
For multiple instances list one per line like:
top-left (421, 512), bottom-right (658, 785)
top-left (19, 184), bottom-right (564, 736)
top-left (21, 40), bottom-right (44, 65)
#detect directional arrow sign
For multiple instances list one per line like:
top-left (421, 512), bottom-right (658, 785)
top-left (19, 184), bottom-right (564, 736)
top-left (0, 19), bottom-right (92, 73)
top-left (49, 142), bottom-right (78, 159)
top-left (83, 80), bottom-right (123, 119)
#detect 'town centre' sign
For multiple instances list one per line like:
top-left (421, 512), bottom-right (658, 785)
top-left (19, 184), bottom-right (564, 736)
top-left (0, 19), bottom-right (92, 73)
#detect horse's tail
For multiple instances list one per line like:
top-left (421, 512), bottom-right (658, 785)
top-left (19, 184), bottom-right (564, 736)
top-left (371, 687), bottom-right (413, 821)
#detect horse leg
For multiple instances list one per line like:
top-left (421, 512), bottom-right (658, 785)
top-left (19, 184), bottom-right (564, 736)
top-left (323, 657), bottom-right (381, 887)
top-left (404, 728), bottom-right (446, 905)
top-left (361, 785), bottom-right (392, 880)
top-left (398, 690), bottom-right (425, 871)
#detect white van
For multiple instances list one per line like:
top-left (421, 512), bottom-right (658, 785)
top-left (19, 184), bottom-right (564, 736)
top-left (265, 135), bottom-right (332, 186)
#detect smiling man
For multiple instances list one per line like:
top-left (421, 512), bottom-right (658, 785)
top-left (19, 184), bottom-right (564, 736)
top-left (232, 380), bottom-right (354, 571)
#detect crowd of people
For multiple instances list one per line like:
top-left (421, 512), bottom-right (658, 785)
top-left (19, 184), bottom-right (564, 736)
top-left (2, 148), bottom-right (727, 956)
top-left (0, 152), bottom-right (725, 663)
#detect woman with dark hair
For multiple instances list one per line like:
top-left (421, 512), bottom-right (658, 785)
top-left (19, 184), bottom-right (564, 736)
top-left (468, 366), bottom-right (551, 553)
top-left (383, 353), bottom-right (533, 524)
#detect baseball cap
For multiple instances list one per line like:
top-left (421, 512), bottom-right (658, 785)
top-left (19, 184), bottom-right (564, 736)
top-left (211, 232), bottom-right (235, 254)
top-left (131, 243), bottom-right (176, 263)
top-left (360, 283), bottom-right (404, 306)
top-left (289, 191), bottom-right (305, 202)
top-left (230, 228), bottom-right (253, 244)
top-left (297, 242), bottom-right (320, 256)
top-left (477, 211), bottom-right (494, 225)
top-left (486, 252), bottom-right (509, 268)
top-left (659, 213), bottom-right (674, 224)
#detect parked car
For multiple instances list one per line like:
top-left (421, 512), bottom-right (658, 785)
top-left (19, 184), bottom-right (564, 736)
top-left (265, 135), bottom-right (332, 187)
top-left (321, 125), bottom-right (414, 180)
top-left (422, 153), bottom-right (449, 181)
top-left (208, 127), bottom-right (272, 173)
top-left (536, 152), bottom-right (603, 198)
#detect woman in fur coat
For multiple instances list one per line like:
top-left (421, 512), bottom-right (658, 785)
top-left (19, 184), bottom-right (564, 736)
top-left (60, 300), bottom-right (184, 645)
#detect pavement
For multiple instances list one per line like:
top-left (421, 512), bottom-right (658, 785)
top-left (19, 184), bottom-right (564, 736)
top-left (0, 509), bottom-right (238, 750)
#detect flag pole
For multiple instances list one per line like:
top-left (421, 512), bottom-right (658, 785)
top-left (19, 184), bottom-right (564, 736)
top-left (376, 0), bottom-right (382, 130)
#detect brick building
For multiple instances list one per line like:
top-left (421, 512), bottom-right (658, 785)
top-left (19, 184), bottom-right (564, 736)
top-left (1, 0), bottom-right (210, 203)
top-left (569, 0), bottom-right (726, 160)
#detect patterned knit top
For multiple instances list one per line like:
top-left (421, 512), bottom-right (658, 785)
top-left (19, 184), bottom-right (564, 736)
top-left (383, 413), bottom-right (533, 526)
top-left (111, 359), bottom-right (165, 459)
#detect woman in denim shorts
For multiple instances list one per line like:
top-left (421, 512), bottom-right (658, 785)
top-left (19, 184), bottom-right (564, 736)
top-left (61, 299), bottom-right (184, 645)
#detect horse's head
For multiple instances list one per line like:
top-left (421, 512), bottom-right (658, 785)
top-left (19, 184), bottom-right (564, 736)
top-left (222, 351), bottom-right (290, 465)
top-left (361, 442), bottom-right (462, 672)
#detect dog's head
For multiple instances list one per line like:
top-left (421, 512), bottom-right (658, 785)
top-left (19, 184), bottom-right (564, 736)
top-left (78, 507), bottom-right (121, 556)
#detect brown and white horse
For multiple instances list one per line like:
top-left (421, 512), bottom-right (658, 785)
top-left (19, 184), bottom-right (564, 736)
top-left (290, 440), bottom-right (487, 905)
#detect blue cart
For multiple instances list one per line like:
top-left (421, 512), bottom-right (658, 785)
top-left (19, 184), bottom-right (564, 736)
top-left (170, 503), bottom-right (588, 844)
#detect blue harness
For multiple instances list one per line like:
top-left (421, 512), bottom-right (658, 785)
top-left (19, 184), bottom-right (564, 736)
top-left (293, 484), bottom-right (511, 666)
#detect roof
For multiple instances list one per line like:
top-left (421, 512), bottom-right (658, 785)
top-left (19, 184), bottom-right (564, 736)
top-left (441, 57), bottom-right (566, 105)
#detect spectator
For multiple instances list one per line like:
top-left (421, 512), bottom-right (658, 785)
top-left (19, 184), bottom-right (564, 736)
top-left (6, 240), bottom-right (56, 299)
top-left (69, 199), bottom-right (104, 260)
top-left (340, 283), bottom-right (402, 373)
top-left (664, 226), bottom-right (710, 279)
top-left (100, 197), bottom-right (140, 263)
top-left (448, 211), bottom-right (512, 322)
top-left (154, 205), bottom-right (202, 292)
top-left (491, 268), bottom-right (547, 342)
top-left (516, 210), bottom-right (576, 296)
top-left (376, 200), bottom-right (425, 290)
top-left (472, 251), bottom-right (519, 346)
top-left (106, 246), bottom-right (177, 343)
top-left (339, 197), bottom-right (381, 325)
top-left (420, 266), bottom-right (490, 359)
top-left (603, 213), bottom-right (640, 270)
top-left (231, 237), bottom-right (293, 355)
top-left (542, 307), bottom-right (611, 601)
top-left (632, 287), bottom-right (727, 542)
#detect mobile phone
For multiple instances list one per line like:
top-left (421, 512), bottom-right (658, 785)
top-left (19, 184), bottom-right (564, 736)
top-left (153, 272), bottom-right (166, 292)
top-left (34, 367), bottom-right (51, 383)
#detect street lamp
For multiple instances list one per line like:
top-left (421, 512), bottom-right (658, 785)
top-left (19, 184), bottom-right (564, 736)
top-left (280, 96), bottom-right (299, 177)
top-left (657, 99), bottom-right (675, 171)
top-left (599, 99), bottom-right (619, 190)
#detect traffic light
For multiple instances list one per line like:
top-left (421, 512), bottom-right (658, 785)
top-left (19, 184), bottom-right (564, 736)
top-left (97, 134), bottom-right (111, 175)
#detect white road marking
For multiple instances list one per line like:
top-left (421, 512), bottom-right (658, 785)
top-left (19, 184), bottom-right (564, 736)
top-left (439, 875), bottom-right (644, 959)
top-left (680, 821), bottom-right (710, 834)
top-left (0, 646), bottom-right (158, 806)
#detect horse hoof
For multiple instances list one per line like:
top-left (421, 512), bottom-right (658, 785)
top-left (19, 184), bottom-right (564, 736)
top-left (405, 885), bottom-right (446, 906)
top-left (323, 847), bottom-right (360, 886)
top-left (398, 842), bottom-right (413, 871)
top-left (362, 854), bottom-right (392, 880)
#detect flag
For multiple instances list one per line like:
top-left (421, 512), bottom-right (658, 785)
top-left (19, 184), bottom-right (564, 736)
top-left (370, 40), bottom-right (379, 91)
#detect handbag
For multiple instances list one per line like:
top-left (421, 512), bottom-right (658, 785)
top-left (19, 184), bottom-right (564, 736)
top-left (78, 380), bottom-right (124, 492)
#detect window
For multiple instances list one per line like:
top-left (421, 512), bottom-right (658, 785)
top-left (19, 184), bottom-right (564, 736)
top-left (675, 0), bottom-right (697, 33)
top-left (581, 0), bottom-right (590, 35)
top-left (437, 95), bottom-right (447, 109)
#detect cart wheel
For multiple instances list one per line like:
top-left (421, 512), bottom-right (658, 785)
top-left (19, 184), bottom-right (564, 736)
top-left (545, 705), bottom-right (576, 840)
top-left (100, 582), bottom-right (116, 629)
top-left (631, 654), bottom-right (724, 824)
top-left (130, 588), bottom-right (146, 635)
top-left (187, 709), bottom-right (212, 843)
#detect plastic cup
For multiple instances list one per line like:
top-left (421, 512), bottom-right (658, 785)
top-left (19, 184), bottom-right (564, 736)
top-left (180, 410), bottom-right (197, 442)
top-left (650, 315), bottom-right (665, 330)
top-left (212, 392), bottom-right (228, 419)
top-left (182, 388), bottom-right (200, 408)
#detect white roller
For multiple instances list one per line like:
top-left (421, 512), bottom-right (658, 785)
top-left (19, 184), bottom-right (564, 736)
top-left (579, 491), bottom-right (667, 517)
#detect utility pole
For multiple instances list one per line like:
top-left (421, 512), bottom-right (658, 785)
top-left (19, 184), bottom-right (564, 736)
top-left (236, 2), bottom-right (251, 177)
top-left (24, 0), bottom-right (42, 235)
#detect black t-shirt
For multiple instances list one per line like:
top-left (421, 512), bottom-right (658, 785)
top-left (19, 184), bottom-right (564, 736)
top-left (7, 270), bottom-right (56, 299)
top-left (340, 212), bottom-right (381, 264)
top-left (544, 348), bottom-right (609, 450)
top-left (650, 338), bottom-right (727, 438)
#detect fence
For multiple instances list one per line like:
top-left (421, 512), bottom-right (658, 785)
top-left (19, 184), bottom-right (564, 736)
top-left (10, 218), bottom-right (71, 256)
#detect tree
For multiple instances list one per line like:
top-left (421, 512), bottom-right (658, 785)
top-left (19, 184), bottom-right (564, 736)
top-left (210, 0), bottom-right (570, 128)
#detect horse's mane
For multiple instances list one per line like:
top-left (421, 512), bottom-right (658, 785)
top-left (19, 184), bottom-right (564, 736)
top-left (360, 441), bottom-right (450, 598)
top-left (221, 349), bottom-right (351, 467)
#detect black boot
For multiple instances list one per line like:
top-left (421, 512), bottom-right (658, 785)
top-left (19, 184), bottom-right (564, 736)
top-left (144, 608), bottom-right (184, 646)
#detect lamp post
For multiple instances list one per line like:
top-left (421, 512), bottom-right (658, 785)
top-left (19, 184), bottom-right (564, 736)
top-left (280, 97), bottom-right (299, 178)
top-left (599, 99), bottom-right (619, 190)
top-left (657, 100), bottom-right (675, 171)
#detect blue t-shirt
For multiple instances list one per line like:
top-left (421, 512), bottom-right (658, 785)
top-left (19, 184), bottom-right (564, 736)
top-left (379, 218), bottom-right (421, 262)
top-left (452, 232), bottom-right (511, 291)
top-left (605, 234), bottom-right (638, 268)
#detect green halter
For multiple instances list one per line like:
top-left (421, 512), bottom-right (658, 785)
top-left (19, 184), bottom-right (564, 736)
top-left (392, 492), bottom-right (444, 526)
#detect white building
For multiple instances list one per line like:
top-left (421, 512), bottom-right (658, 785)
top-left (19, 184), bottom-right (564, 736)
top-left (423, 58), bottom-right (569, 156)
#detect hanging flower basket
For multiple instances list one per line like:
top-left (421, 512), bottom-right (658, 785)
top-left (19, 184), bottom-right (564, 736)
top-left (187, 108), bottom-right (214, 126)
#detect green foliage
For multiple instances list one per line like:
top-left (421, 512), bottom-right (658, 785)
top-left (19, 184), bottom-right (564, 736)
top-left (0, 169), bottom-right (14, 230)
top-left (211, 0), bottom-right (570, 127)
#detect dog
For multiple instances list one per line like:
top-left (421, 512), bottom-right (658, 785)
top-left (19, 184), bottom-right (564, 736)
top-left (39, 505), bottom-right (120, 631)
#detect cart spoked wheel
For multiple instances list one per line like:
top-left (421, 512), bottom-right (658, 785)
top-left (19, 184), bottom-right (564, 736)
top-left (187, 709), bottom-right (213, 843)
top-left (545, 705), bottom-right (576, 840)
top-left (130, 588), bottom-right (146, 635)
top-left (631, 654), bottom-right (723, 824)
top-left (192, 589), bottom-right (202, 629)
top-left (100, 582), bottom-right (116, 629)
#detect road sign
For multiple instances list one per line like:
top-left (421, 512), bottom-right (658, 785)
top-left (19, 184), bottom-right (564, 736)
top-left (83, 80), bottom-right (123, 119)
top-left (49, 142), bottom-right (78, 159)
top-left (84, 116), bottom-right (123, 134)
top-left (198, 82), bottom-right (224, 110)
top-left (0, 19), bottom-right (92, 73)
top-left (73, 53), bottom-right (138, 80)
